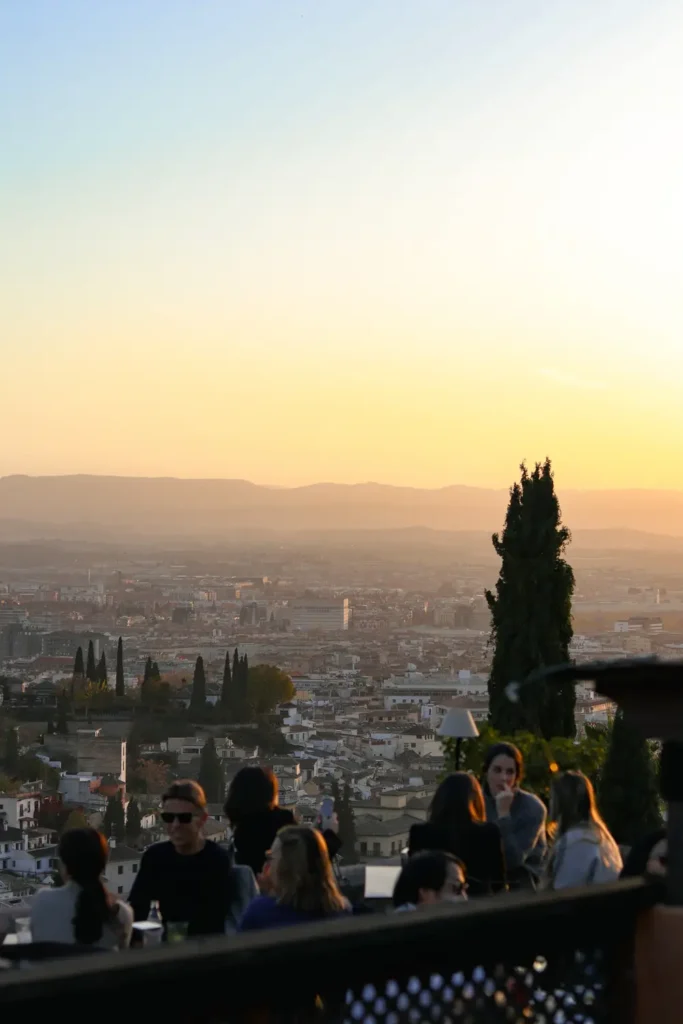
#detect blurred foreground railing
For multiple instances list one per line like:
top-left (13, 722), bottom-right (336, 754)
top-left (0, 879), bottom-right (658, 1023)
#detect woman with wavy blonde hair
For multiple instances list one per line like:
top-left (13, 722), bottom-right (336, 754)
top-left (239, 825), bottom-right (350, 931)
top-left (545, 771), bottom-right (622, 889)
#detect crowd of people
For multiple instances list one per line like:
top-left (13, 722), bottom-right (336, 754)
top-left (22, 742), bottom-right (661, 951)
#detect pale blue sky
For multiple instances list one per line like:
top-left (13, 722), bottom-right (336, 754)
top-left (1, 1), bottom-right (682, 487)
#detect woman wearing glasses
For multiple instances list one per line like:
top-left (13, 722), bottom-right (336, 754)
top-left (129, 780), bottom-right (257, 936)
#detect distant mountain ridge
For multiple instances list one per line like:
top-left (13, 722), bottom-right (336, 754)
top-left (1, 475), bottom-right (682, 538)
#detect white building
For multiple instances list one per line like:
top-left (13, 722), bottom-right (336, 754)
top-left (288, 598), bottom-right (349, 633)
top-left (104, 840), bottom-right (141, 899)
top-left (0, 792), bottom-right (41, 830)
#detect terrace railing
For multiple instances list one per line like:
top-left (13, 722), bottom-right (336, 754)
top-left (0, 877), bottom-right (657, 1024)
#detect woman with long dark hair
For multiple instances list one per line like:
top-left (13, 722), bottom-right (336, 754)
top-left (224, 766), bottom-right (296, 877)
top-left (31, 828), bottom-right (133, 949)
top-left (482, 742), bottom-right (547, 890)
top-left (408, 772), bottom-right (506, 895)
top-left (545, 771), bottom-right (622, 888)
top-left (239, 825), bottom-right (350, 931)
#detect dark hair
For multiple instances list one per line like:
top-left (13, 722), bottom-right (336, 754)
top-left (429, 772), bottom-right (486, 835)
top-left (392, 851), bottom-right (465, 908)
top-left (483, 742), bottom-right (524, 788)
top-left (224, 766), bottom-right (278, 824)
top-left (162, 779), bottom-right (207, 809)
top-left (59, 828), bottom-right (115, 945)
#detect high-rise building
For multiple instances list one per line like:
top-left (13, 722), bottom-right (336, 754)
top-left (288, 598), bottom-right (349, 633)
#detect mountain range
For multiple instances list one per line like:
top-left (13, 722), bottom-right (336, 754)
top-left (0, 475), bottom-right (682, 541)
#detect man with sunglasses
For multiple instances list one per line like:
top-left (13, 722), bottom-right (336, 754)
top-left (129, 779), bottom-right (256, 937)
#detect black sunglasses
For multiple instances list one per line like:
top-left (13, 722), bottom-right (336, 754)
top-left (161, 812), bottom-right (195, 824)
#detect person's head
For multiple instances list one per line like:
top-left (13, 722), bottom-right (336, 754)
top-left (224, 766), bottom-right (279, 825)
top-left (484, 742), bottom-right (524, 795)
top-left (549, 770), bottom-right (607, 837)
top-left (429, 772), bottom-right (485, 831)
top-left (162, 779), bottom-right (207, 853)
top-left (393, 851), bottom-right (468, 909)
top-left (58, 828), bottom-right (113, 944)
top-left (267, 825), bottom-right (346, 916)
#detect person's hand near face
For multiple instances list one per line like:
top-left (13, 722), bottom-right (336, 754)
top-left (487, 754), bottom-right (517, 817)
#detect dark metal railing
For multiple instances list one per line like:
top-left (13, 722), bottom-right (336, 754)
top-left (0, 879), bottom-right (657, 1023)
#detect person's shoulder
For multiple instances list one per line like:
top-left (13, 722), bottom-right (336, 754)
top-left (115, 899), bottom-right (134, 928)
top-left (240, 895), bottom-right (277, 928)
top-left (140, 840), bottom-right (174, 863)
top-left (202, 840), bottom-right (234, 863)
top-left (516, 789), bottom-right (546, 817)
top-left (272, 807), bottom-right (296, 828)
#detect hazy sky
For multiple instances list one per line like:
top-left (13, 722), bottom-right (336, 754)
top-left (2, 1), bottom-right (682, 489)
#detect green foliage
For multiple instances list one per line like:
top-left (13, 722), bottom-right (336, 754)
top-left (486, 460), bottom-right (576, 739)
top-left (125, 796), bottom-right (142, 842)
top-left (73, 646), bottom-right (85, 679)
top-left (63, 808), bottom-right (89, 832)
top-left (189, 656), bottom-right (206, 715)
top-left (97, 651), bottom-right (108, 687)
top-left (198, 736), bottom-right (224, 803)
top-left (115, 637), bottom-right (125, 697)
top-left (443, 721), bottom-right (610, 805)
top-left (598, 710), bottom-right (662, 846)
top-left (247, 664), bottom-right (295, 715)
top-left (102, 792), bottom-right (126, 842)
top-left (15, 753), bottom-right (60, 790)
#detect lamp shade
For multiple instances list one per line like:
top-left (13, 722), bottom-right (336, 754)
top-left (437, 708), bottom-right (480, 740)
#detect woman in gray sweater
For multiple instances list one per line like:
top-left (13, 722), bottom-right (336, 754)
top-left (483, 742), bottom-right (547, 889)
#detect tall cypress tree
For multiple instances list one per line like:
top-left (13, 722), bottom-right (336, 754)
top-left (86, 640), bottom-right (97, 683)
top-left (221, 650), bottom-right (232, 711)
top-left (97, 651), bottom-right (108, 688)
top-left (598, 711), bottom-right (662, 846)
top-left (73, 646), bottom-right (85, 678)
top-left (115, 637), bottom-right (125, 697)
top-left (198, 737), bottom-right (224, 803)
top-left (486, 460), bottom-right (576, 739)
top-left (140, 656), bottom-right (153, 705)
top-left (4, 726), bottom-right (19, 776)
top-left (56, 690), bottom-right (69, 735)
top-left (232, 648), bottom-right (240, 691)
top-left (190, 656), bottom-right (206, 715)
top-left (103, 792), bottom-right (126, 842)
top-left (125, 797), bottom-right (142, 843)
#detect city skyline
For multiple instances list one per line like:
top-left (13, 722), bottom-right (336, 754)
top-left (2, 1), bottom-right (682, 489)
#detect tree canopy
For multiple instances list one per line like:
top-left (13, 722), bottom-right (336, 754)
top-left (198, 737), bottom-right (224, 804)
top-left (247, 664), bottom-right (295, 715)
top-left (598, 710), bottom-right (661, 846)
top-left (189, 656), bottom-right (207, 715)
top-left (486, 460), bottom-right (576, 739)
top-left (115, 637), bottom-right (125, 697)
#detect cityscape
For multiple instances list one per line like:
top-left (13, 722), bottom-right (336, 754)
top-left (2, 0), bottom-right (682, 1019)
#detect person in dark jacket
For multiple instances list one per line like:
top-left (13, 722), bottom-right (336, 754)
top-left (409, 772), bottom-right (506, 896)
top-left (483, 742), bottom-right (547, 890)
top-left (224, 766), bottom-right (296, 877)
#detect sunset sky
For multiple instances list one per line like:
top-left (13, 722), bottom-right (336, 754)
top-left (2, 1), bottom-right (682, 489)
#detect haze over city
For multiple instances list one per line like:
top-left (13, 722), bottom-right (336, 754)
top-left (2, 1), bottom-right (683, 491)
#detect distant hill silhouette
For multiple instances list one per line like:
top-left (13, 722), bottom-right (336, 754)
top-left (0, 475), bottom-right (682, 539)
